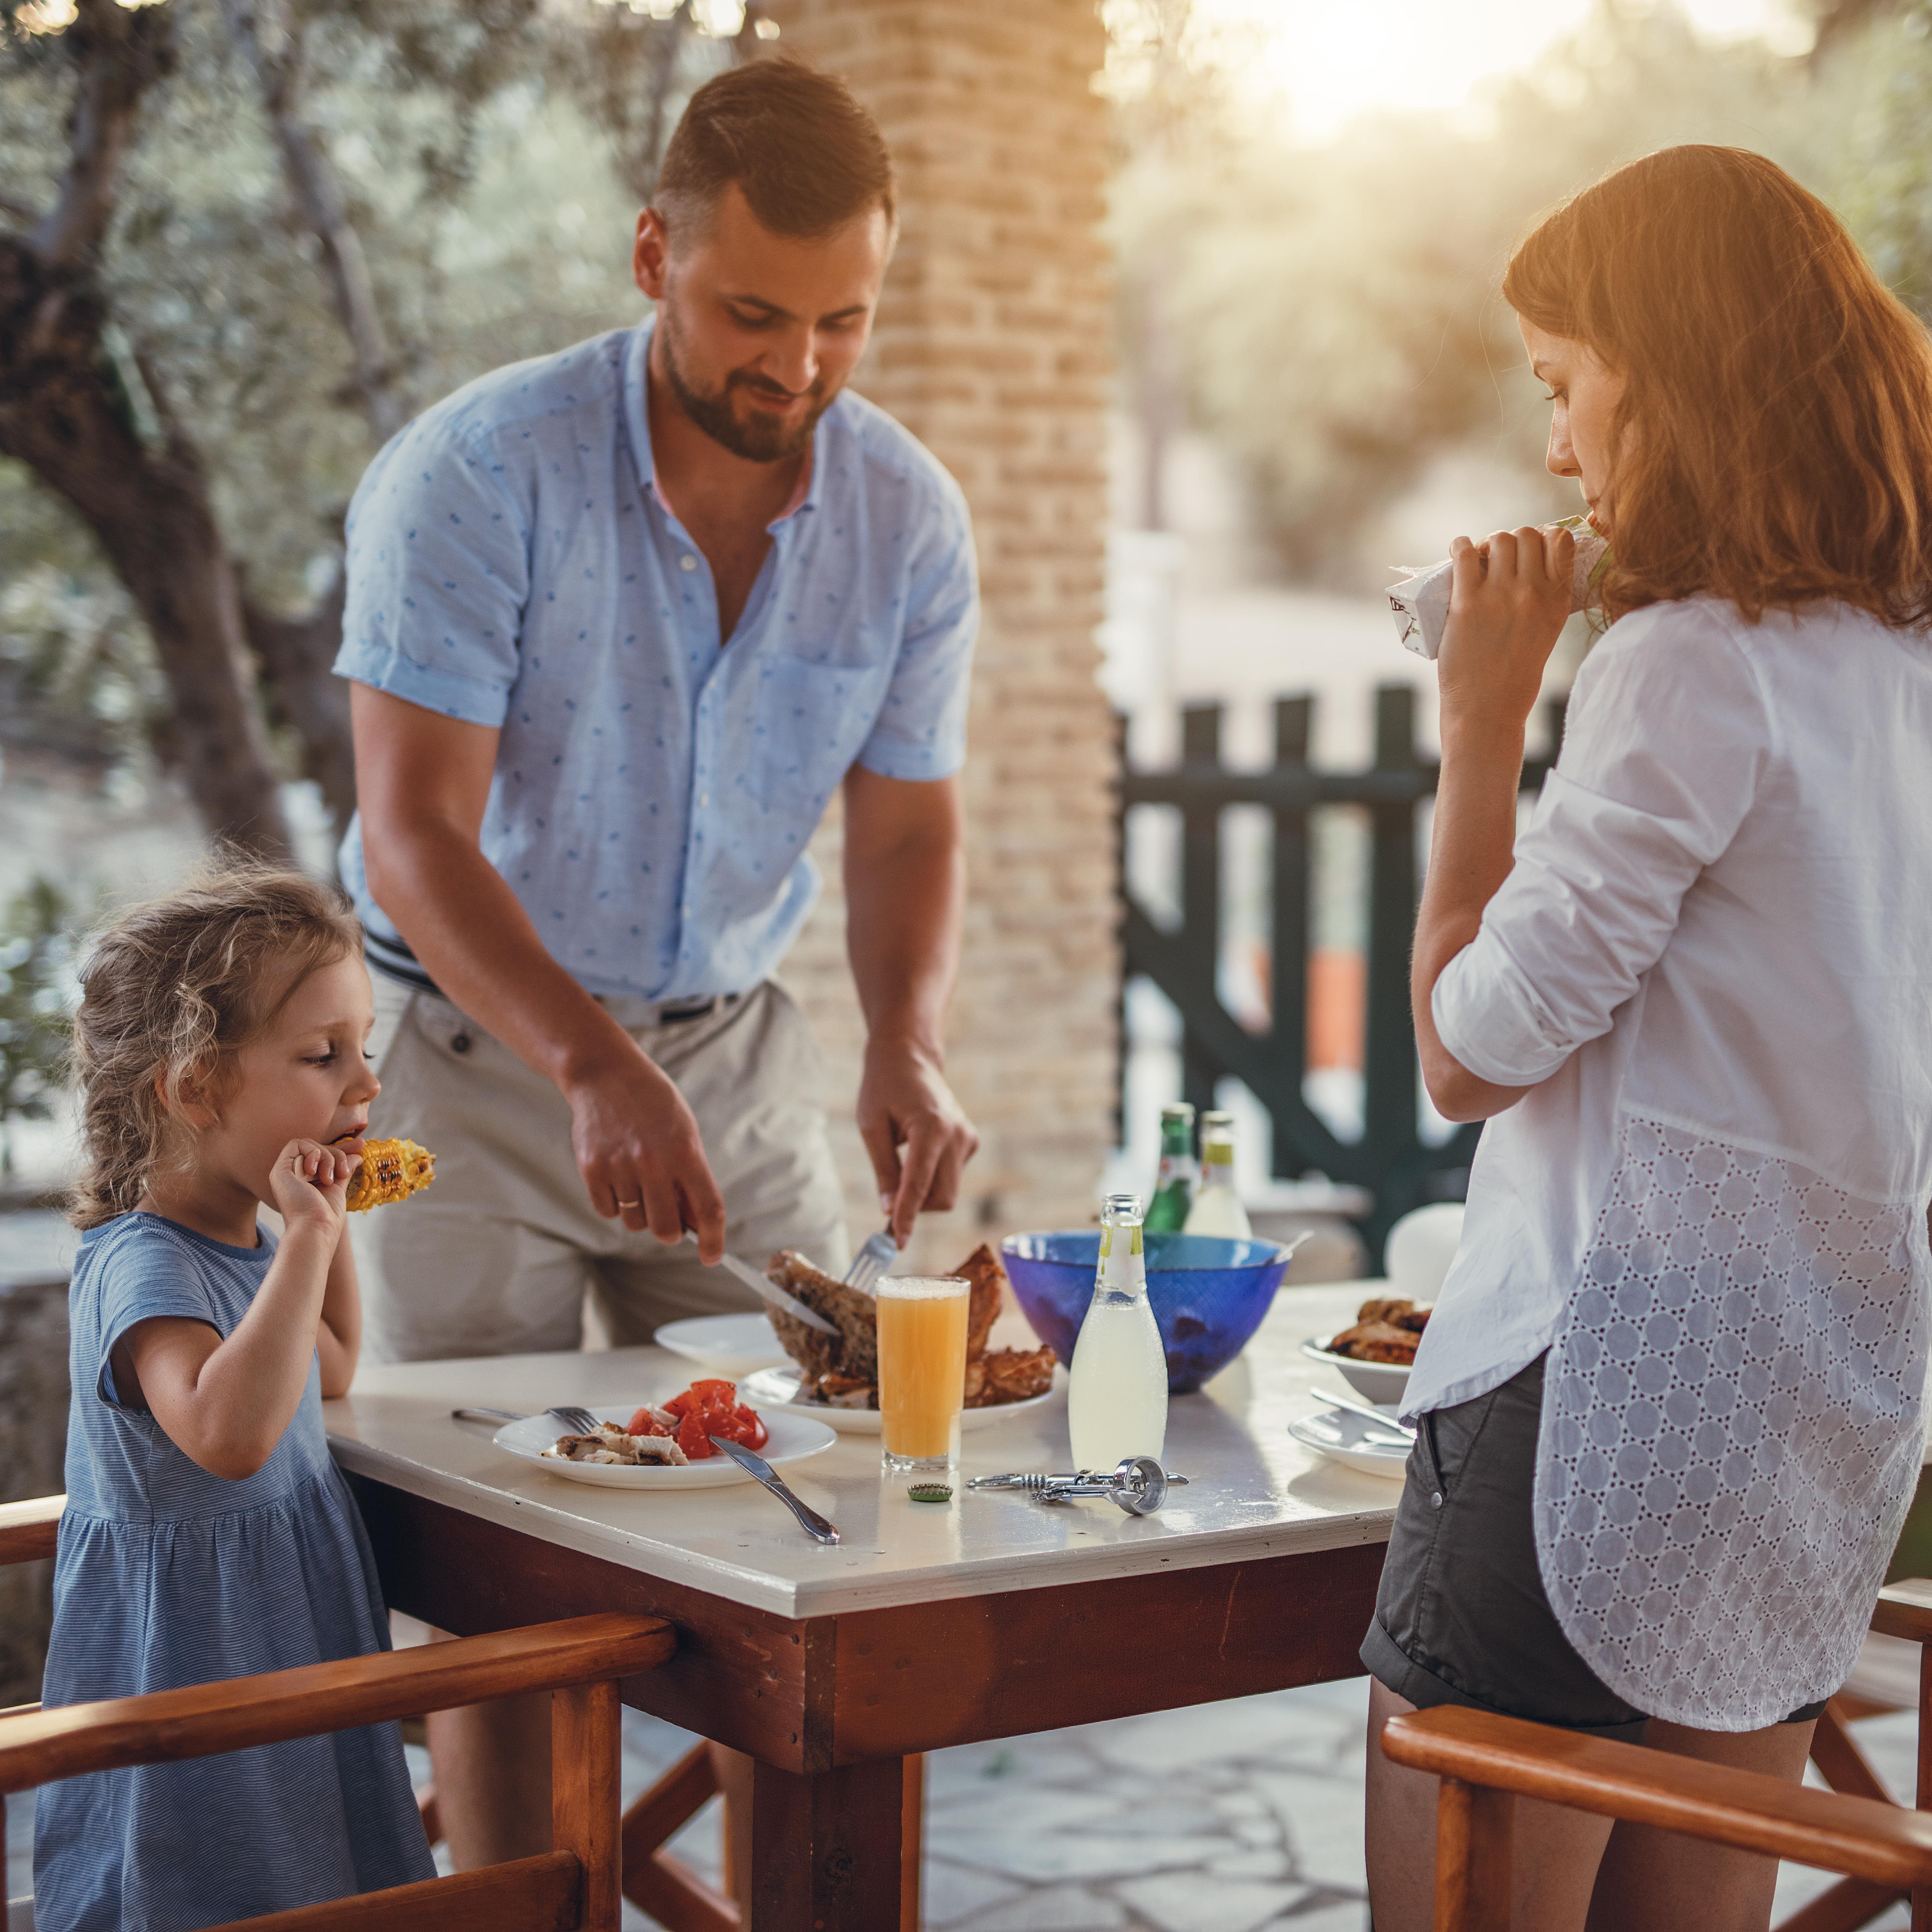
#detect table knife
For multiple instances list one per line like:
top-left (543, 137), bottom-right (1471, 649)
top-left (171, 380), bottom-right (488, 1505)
top-left (707, 1435), bottom-right (839, 1544)
top-left (683, 1233), bottom-right (838, 1337)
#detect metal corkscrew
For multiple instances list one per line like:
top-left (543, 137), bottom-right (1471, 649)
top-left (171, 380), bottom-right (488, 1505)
top-left (967, 1456), bottom-right (1186, 1515)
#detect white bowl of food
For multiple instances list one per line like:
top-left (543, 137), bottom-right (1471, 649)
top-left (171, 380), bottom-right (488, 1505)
top-left (1302, 1290), bottom-right (1433, 1404)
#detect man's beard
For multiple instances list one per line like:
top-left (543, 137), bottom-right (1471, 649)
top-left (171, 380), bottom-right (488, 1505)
top-left (659, 309), bottom-right (831, 463)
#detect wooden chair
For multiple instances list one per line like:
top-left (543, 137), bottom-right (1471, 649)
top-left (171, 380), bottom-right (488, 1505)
top-left (1381, 1702), bottom-right (1932, 1932)
top-left (1781, 1579), bottom-right (1932, 1932)
top-left (0, 1493), bottom-right (672, 1931)
top-left (1379, 1577), bottom-right (1932, 1932)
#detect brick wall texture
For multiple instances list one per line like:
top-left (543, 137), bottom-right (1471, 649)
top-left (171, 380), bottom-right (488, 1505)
top-left (763, 0), bottom-right (1120, 1272)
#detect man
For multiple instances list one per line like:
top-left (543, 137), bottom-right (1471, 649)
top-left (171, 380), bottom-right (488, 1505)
top-left (334, 59), bottom-right (979, 1867)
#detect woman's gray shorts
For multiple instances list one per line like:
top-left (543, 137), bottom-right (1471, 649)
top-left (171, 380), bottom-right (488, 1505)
top-left (1360, 1353), bottom-right (1829, 1741)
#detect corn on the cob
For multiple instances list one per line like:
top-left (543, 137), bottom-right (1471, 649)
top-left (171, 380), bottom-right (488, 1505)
top-left (345, 1137), bottom-right (436, 1213)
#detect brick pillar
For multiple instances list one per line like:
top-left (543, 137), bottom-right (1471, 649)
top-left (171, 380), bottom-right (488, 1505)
top-left (762, 0), bottom-right (1117, 1267)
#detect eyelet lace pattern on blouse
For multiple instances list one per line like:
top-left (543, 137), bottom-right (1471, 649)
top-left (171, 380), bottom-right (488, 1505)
top-left (1533, 1116), bottom-right (1930, 1731)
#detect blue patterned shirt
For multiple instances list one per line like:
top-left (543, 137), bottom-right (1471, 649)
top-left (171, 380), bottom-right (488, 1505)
top-left (333, 319), bottom-right (977, 1001)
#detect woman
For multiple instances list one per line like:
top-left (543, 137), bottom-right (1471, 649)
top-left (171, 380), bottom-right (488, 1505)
top-left (1364, 144), bottom-right (1932, 1932)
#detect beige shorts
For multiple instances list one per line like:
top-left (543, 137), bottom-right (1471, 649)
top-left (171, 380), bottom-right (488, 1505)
top-left (352, 973), bottom-right (850, 1363)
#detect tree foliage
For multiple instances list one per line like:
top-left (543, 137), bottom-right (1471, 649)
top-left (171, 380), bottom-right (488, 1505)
top-left (0, 0), bottom-right (743, 848)
top-left (1113, 1), bottom-right (1928, 582)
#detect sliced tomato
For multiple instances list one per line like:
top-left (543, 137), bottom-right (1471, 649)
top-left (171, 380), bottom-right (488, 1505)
top-left (663, 1390), bottom-right (694, 1419)
top-left (624, 1406), bottom-right (671, 1438)
top-left (675, 1410), bottom-right (715, 1460)
top-left (689, 1378), bottom-right (738, 1407)
top-left (734, 1403), bottom-right (768, 1451)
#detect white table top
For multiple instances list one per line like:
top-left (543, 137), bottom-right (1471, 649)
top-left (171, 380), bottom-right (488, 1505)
top-left (325, 1282), bottom-right (1402, 1621)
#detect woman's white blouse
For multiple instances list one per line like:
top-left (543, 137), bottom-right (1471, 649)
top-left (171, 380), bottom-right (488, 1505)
top-left (1407, 595), bottom-right (1932, 1730)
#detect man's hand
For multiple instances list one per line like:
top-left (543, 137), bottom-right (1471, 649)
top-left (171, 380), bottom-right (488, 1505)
top-left (857, 1042), bottom-right (980, 1247)
top-left (565, 1042), bottom-right (728, 1261)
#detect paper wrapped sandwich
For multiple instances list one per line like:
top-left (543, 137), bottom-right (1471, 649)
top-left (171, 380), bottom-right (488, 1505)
top-left (1388, 514), bottom-right (1609, 661)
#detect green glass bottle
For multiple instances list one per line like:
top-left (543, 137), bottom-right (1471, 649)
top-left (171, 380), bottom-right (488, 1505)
top-left (1144, 1102), bottom-right (1197, 1232)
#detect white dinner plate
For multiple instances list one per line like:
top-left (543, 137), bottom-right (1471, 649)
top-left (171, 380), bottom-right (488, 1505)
top-left (1301, 1335), bottom-right (1412, 1405)
top-left (1286, 1403), bottom-right (1412, 1480)
top-left (493, 1404), bottom-right (836, 1489)
top-left (738, 1365), bottom-right (1061, 1435)
top-left (653, 1312), bottom-right (789, 1378)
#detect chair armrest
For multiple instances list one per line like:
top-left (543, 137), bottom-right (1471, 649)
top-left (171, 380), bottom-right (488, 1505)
top-left (1871, 1578), bottom-right (1932, 1647)
top-left (0, 1610), bottom-right (673, 1795)
top-left (0, 1495), bottom-right (63, 1567)
top-left (1381, 1706), bottom-right (1932, 1891)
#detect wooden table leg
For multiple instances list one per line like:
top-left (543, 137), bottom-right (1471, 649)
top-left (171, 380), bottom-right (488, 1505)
top-left (749, 1756), bottom-right (906, 1932)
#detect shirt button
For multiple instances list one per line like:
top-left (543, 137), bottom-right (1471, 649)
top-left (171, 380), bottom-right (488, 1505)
top-left (1431, 1491), bottom-right (1443, 1509)
top-left (679, 554), bottom-right (698, 572)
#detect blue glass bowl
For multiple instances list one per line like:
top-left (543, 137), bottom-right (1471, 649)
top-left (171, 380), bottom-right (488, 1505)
top-left (1000, 1231), bottom-right (1293, 1394)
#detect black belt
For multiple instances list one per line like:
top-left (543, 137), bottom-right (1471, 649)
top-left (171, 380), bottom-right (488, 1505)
top-left (364, 935), bottom-right (734, 1024)
top-left (658, 998), bottom-right (727, 1023)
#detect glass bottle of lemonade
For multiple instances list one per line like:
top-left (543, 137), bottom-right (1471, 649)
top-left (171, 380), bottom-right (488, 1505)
top-left (1068, 1192), bottom-right (1168, 1473)
top-left (1184, 1110), bottom-right (1251, 1238)
top-left (1144, 1102), bottom-right (1197, 1233)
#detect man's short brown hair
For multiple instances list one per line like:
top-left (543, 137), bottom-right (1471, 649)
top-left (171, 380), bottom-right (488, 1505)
top-left (656, 58), bottom-right (895, 240)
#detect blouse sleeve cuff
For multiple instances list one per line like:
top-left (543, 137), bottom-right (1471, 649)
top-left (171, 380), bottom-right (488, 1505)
top-left (1432, 933), bottom-right (1575, 1087)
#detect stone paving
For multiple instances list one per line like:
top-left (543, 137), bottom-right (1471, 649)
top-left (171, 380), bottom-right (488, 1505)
top-left (2, 1682), bottom-right (1920, 1928)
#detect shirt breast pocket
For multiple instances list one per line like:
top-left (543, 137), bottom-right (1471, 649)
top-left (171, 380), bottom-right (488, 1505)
top-left (748, 651), bottom-right (893, 810)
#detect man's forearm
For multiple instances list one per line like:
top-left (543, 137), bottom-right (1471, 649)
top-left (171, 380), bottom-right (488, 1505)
top-left (846, 831), bottom-right (963, 1059)
top-left (366, 820), bottom-right (635, 1091)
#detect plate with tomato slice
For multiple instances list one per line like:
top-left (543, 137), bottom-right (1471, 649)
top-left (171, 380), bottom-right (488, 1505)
top-left (493, 1379), bottom-right (836, 1490)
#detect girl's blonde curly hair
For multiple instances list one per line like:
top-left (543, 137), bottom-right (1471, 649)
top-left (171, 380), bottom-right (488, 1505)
top-left (69, 861), bottom-right (362, 1230)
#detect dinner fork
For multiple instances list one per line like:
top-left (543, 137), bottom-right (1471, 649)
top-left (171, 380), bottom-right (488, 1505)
top-left (449, 1406), bottom-right (606, 1435)
top-left (843, 1225), bottom-right (898, 1293)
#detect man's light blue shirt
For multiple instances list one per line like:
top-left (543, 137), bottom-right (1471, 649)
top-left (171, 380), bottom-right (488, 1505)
top-left (334, 319), bottom-right (977, 1001)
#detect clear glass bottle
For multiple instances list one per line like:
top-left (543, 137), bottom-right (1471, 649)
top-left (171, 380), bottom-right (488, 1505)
top-left (1183, 1110), bottom-right (1251, 1238)
top-left (1144, 1101), bottom-right (1197, 1233)
top-left (1068, 1192), bottom-right (1169, 1472)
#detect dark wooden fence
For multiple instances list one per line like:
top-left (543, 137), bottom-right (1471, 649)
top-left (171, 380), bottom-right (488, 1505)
top-left (1117, 684), bottom-right (1566, 1250)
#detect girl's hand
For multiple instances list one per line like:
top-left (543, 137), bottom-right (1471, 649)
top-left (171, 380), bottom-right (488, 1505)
top-left (1437, 525), bottom-right (1575, 746)
top-left (268, 1137), bottom-right (360, 1239)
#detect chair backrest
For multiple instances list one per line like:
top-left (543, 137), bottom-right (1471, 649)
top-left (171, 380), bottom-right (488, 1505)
top-left (0, 1495), bottom-right (670, 1932)
top-left (1381, 1704), bottom-right (1932, 1932)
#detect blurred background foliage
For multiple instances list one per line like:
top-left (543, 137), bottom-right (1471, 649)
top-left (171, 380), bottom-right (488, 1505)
top-left (1109, 0), bottom-right (1932, 583)
top-left (0, 0), bottom-right (739, 801)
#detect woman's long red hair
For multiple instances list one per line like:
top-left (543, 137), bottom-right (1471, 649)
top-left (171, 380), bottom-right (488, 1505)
top-left (1504, 145), bottom-right (1932, 629)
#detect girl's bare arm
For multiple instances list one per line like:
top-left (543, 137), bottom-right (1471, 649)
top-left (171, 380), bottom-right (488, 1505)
top-left (315, 1210), bottom-right (361, 1398)
top-left (117, 1139), bottom-right (356, 1479)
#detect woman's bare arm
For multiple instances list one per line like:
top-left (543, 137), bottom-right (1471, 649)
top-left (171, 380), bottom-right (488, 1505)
top-left (1413, 528), bottom-right (1573, 1122)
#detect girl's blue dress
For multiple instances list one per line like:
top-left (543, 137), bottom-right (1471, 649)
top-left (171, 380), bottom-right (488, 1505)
top-left (33, 1212), bottom-right (437, 1931)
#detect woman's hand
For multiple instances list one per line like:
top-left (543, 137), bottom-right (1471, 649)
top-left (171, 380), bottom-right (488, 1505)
top-left (267, 1136), bottom-right (359, 1242)
top-left (1437, 525), bottom-right (1575, 746)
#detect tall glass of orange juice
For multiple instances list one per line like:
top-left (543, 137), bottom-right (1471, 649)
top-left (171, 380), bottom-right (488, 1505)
top-left (877, 1276), bottom-right (971, 1473)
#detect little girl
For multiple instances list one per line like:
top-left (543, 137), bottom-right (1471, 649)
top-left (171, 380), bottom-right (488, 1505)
top-left (34, 866), bottom-right (436, 1931)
